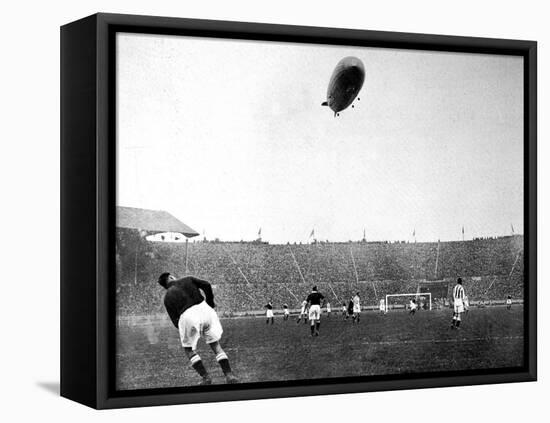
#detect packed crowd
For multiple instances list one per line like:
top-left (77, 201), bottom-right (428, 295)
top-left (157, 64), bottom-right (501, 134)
top-left (116, 231), bottom-right (524, 315)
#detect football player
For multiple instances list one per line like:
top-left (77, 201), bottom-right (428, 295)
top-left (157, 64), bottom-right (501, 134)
top-left (159, 273), bottom-right (238, 385)
top-left (265, 300), bottom-right (274, 325)
top-left (352, 292), bottom-right (361, 323)
top-left (306, 286), bottom-right (325, 336)
top-left (451, 277), bottom-right (466, 329)
top-left (296, 299), bottom-right (309, 324)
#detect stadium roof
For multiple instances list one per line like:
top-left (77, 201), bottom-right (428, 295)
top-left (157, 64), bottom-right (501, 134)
top-left (116, 206), bottom-right (199, 238)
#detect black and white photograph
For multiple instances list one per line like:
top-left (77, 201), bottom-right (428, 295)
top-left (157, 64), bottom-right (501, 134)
top-left (3, 0), bottom-right (548, 418)
top-left (114, 31), bottom-right (527, 391)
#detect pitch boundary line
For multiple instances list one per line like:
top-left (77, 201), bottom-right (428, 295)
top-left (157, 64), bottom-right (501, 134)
top-left (359, 335), bottom-right (523, 346)
top-left (218, 336), bottom-right (524, 354)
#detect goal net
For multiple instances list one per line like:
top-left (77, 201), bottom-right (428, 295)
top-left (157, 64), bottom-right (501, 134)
top-left (385, 293), bottom-right (432, 312)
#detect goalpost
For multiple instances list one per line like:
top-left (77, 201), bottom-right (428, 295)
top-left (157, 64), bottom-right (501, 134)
top-left (385, 293), bottom-right (432, 312)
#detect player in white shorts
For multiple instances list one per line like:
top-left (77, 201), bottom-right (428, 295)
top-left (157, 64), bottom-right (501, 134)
top-left (306, 286), bottom-right (325, 336)
top-left (451, 278), bottom-right (466, 329)
top-left (265, 301), bottom-right (274, 325)
top-left (352, 292), bottom-right (361, 323)
top-left (326, 301), bottom-right (331, 318)
top-left (283, 303), bottom-right (290, 321)
top-left (159, 273), bottom-right (238, 385)
top-left (506, 295), bottom-right (512, 310)
top-left (379, 298), bottom-right (386, 314)
top-left (409, 298), bottom-right (418, 315)
top-left (297, 299), bottom-right (308, 324)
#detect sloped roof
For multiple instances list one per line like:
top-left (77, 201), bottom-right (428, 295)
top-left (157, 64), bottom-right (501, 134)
top-left (116, 206), bottom-right (199, 238)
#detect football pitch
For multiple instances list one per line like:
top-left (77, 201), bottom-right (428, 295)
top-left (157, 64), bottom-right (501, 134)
top-left (116, 306), bottom-right (524, 390)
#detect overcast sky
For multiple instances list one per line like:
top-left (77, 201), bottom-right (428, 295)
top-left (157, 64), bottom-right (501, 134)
top-left (116, 33), bottom-right (523, 244)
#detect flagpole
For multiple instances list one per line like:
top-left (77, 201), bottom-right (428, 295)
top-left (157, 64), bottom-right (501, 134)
top-left (185, 238), bottom-right (189, 272)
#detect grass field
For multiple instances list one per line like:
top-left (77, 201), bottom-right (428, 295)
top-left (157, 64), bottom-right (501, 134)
top-left (116, 306), bottom-right (524, 390)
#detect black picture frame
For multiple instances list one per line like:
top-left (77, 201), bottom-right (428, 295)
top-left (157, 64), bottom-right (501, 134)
top-left (60, 12), bottom-right (537, 409)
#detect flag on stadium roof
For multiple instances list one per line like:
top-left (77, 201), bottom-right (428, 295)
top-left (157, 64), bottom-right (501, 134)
top-left (116, 206), bottom-right (199, 238)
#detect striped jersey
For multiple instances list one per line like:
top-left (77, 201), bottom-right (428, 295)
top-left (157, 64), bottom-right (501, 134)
top-left (453, 284), bottom-right (465, 301)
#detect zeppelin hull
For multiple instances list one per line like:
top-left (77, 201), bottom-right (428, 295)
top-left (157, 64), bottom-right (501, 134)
top-left (324, 57), bottom-right (365, 114)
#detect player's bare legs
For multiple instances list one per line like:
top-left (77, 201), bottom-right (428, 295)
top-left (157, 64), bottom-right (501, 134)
top-left (310, 318), bottom-right (318, 336)
top-left (451, 312), bottom-right (461, 329)
top-left (209, 341), bottom-right (238, 384)
top-left (183, 347), bottom-right (211, 385)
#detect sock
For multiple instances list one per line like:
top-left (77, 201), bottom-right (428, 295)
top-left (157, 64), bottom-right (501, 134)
top-left (190, 354), bottom-right (208, 378)
top-left (315, 321), bottom-right (320, 332)
top-left (456, 319), bottom-right (461, 328)
top-left (216, 352), bottom-right (232, 375)
top-left (310, 324), bottom-right (315, 335)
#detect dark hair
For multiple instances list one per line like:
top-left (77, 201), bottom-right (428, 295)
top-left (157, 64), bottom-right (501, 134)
top-left (457, 277), bottom-right (463, 284)
top-left (158, 272), bottom-right (171, 289)
top-left (312, 285), bottom-right (317, 291)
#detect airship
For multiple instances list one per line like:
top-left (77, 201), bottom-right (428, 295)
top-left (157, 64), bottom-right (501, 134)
top-left (321, 56), bottom-right (365, 117)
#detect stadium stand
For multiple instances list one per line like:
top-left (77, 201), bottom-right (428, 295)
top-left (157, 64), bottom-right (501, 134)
top-left (116, 229), bottom-right (524, 316)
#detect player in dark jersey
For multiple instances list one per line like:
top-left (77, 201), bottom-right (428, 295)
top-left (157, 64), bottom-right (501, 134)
top-left (265, 301), bottom-right (274, 325)
top-left (158, 272), bottom-right (238, 385)
top-left (342, 302), bottom-right (348, 319)
top-left (306, 286), bottom-right (325, 336)
top-left (347, 297), bottom-right (354, 319)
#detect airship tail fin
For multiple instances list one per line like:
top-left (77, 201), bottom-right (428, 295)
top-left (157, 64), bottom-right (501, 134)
top-left (321, 101), bottom-right (328, 106)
